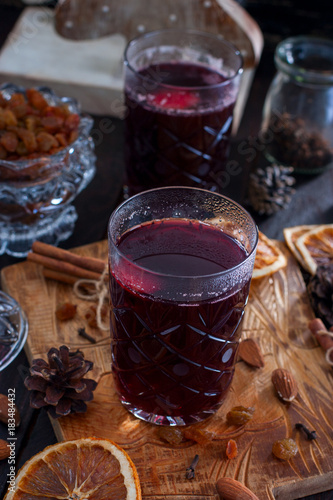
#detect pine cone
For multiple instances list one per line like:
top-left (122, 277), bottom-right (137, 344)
top-left (24, 345), bottom-right (97, 418)
top-left (248, 164), bottom-right (296, 215)
top-left (307, 265), bottom-right (333, 329)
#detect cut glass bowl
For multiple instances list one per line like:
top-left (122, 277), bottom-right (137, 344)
top-left (0, 83), bottom-right (96, 257)
top-left (0, 291), bottom-right (28, 372)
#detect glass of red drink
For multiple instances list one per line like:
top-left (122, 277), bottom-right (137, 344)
top-left (123, 29), bottom-right (243, 196)
top-left (108, 187), bottom-right (258, 426)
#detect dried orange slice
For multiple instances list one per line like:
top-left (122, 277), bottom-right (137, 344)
top-left (295, 224), bottom-right (333, 275)
top-left (4, 437), bottom-right (141, 500)
top-left (252, 231), bottom-right (287, 279)
top-left (283, 225), bottom-right (318, 273)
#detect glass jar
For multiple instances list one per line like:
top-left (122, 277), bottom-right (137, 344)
top-left (261, 36), bottom-right (333, 174)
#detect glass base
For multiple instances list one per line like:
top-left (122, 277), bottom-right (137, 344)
top-left (0, 205), bottom-right (78, 258)
top-left (122, 400), bottom-right (218, 426)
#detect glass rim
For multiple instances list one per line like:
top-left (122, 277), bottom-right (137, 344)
top-left (275, 35), bottom-right (333, 85)
top-left (124, 28), bottom-right (243, 91)
top-left (108, 186), bottom-right (258, 280)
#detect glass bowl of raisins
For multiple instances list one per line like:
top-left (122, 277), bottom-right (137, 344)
top-left (0, 83), bottom-right (96, 257)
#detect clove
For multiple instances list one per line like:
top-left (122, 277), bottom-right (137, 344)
top-left (295, 423), bottom-right (317, 441)
top-left (78, 327), bottom-right (96, 344)
top-left (185, 454), bottom-right (199, 479)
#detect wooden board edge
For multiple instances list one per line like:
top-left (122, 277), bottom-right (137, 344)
top-left (272, 471), bottom-right (333, 500)
top-left (216, 0), bottom-right (264, 64)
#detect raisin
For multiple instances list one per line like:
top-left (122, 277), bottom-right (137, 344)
top-left (226, 439), bottom-right (238, 459)
top-left (12, 103), bottom-right (30, 119)
top-left (157, 427), bottom-right (184, 445)
top-left (9, 93), bottom-right (26, 107)
top-left (0, 88), bottom-right (81, 164)
top-left (183, 427), bottom-right (214, 445)
top-left (226, 406), bottom-right (255, 426)
top-left (25, 115), bottom-right (38, 132)
top-left (16, 127), bottom-right (37, 153)
top-left (272, 438), bottom-right (298, 460)
top-left (0, 131), bottom-right (18, 152)
top-left (16, 141), bottom-right (28, 156)
top-left (0, 110), bottom-right (5, 130)
top-left (26, 88), bottom-right (48, 110)
top-left (55, 302), bottom-right (77, 321)
top-left (36, 131), bottom-right (58, 152)
top-left (55, 132), bottom-right (68, 147)
top-left (3, 109), bottom-right (18, 126)
top-left (68, 129), bottom-right (79, 144)
top-left (84, 305), bottom-right (108, 329)
top-left (40, 115), bottom-right (64, 134)
top-left (64, 113), bottom-right (80, 131)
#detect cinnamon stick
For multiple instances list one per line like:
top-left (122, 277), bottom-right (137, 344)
top-left (27, 252), bottom-right (103, 281)
top-left (42, 269), bottom-right (106, 291)
top-left (42, 268), bottom-right (82, 285)
top-left (31, 241), bottom-right (106, 274)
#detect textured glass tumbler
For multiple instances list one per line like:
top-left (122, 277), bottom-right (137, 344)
top-left (124, 29), bottom-right (243, 196)
top-left (108, 187), bottom-right (258, 426)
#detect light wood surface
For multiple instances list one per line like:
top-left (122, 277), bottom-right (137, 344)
top-left (1, 240), bottom-right (333, 500)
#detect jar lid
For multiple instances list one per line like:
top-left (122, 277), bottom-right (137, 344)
top-left (275, 36), bottom-right (333, 85)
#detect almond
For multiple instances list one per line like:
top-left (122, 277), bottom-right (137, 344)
top-left (271, 368), bottom-right (298, 403)
top-left (238, 338), bottom-right (265, 368)
top-left (216, 477), bottom-right (259, 500)
top-left (0, 394), bottom-right (21, 427)
top-left (0, 439), bottom-right (10, 460)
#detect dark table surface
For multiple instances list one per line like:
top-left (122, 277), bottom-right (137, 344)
top-left (0, 3), bottom-right (332, 499)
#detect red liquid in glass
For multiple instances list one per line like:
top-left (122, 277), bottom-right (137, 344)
top-left (124, 62), bottom-right (236, 196)
top-left (110, 219), bottom-right (250, 425)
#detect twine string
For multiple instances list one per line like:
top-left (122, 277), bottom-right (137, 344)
top-left (73, 265), bottom-right (109, 331)
top-left (316, 329), bottom-right (333, 366)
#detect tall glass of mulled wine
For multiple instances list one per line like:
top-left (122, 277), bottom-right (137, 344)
top-left (123, 29), bottom-right (243, 196)
top-left (108, 187), bottom-right (258, 426)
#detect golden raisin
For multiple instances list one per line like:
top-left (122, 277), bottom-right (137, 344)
top-left (8, 92), bottom-right (25, 107)
top-left (64, 113), bottom-right (80, 131)
top-left (55, 132), bottom-right (68, 147)
top-left (16, 141), bottom-right (28, 156)
top-left (226, 406), bottom-right (255, 426)
top-left (16, 127), bottom-right (37, 153)
top-left (183, 427), bottom-right (214, 445)
top-left (84, 304), bottom-right (108, 329)
top-left (0, 131), bottom-right (18, 152)
top-left (55, 302), bottom-right (77, 321)
top-left (226, 439), bottom-right (238, 459)
top-left (0, 88), bottom-right (80, 163)
top-left (157, 427), bottom-right (184, 445)
top-left (3, 109), bottom-right (17, 127)
top-left (272, 438), bottom-right (298, 460)
top-left (36, 131), bottom-right (58, 152)
top-left (40, 115), bottom-right (64, 134)
top-left (26, 88), bottom-right (48, 110)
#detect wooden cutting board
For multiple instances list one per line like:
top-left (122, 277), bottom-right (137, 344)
top-left (1, 240), bottom-right (333, 500)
